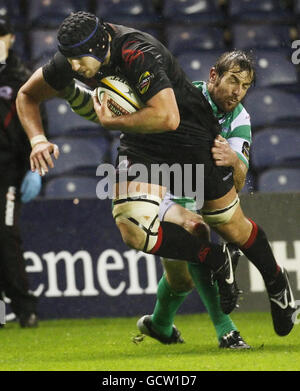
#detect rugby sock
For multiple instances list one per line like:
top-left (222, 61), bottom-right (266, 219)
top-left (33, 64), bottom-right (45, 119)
top-left (151, 221), bottom-right (226, 272)
top-left (241, 219), bottom-right (282, 289)
top-left (188, 263), bottom-right (237, 341)
top-left (151, 274), bottom-right (190, 338)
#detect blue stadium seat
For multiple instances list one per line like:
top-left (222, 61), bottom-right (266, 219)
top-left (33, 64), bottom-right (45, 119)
top-left (0, 0), bottom-right (24, 27)
top-left (46, 136), bottom-right (110, 177)
top-left (257, 168), bottom-right (300, 192)
top-left (294, 0), bottom-right (300, 15)
top-left (45, 98), bottom-right (101, 137)
top-left (176, 50), bottom-right (223, 82)
top-left (29, 29), bottom-right (57, 62)
top-left (254, 49), bottom-right (298, 89)
top-left (44, 176), bottom-right (99, 199)
top-left (141, 26), bottom-right (161, 41)
top-left (243, 88), bottom-right (300, 129)
top-left (241, 171), bottom-right (256, 193)
top-left (27, 0), bottom-right (88, 28)
top-left (251, 128), bottom-right (300, 170)
top-left (166, 25), bottom-right (225, 56)
top-left (95, 0), bottom-right (157, 26)
top-left (163, 0), bottom-right (224, 24)
top-left (31, 53), bottom-right (54, 71)
top-left (228, 0), bottom-right (293, 23)
top-left (231, 24), bottom-right (291, 50)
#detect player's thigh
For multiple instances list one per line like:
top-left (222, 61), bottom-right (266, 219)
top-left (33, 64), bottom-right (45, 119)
top-left (162, 258), bottom-right (194, 292)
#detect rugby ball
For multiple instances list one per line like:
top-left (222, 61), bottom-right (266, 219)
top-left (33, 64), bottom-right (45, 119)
top-left (96, 75), bottom-right (143, 116)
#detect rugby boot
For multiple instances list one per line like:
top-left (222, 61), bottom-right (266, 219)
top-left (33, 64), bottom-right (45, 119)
top-left (225, 242), bottom-right (243, 274)
top-left (219, 330), bottom-right (251, 349)
top-left (133, 315), bottom-right (184, 344)
top-left (213, 244), bottom-right (240, 314)
top-left (267, 267), bottom-right (297, 336)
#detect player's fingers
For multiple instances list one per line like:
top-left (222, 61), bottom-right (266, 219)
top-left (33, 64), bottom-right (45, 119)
top-left (214, 138), bottom-right (227, 146)
top-left (211, 146), bottom-right (219, 154)
top-left (213, 139), bottom-right (223, 148)
top-left (92, 94), bottom-right (101, 112)
top-left (32, 156), bottom-right (43, 176)
top-left (212, 152), bottom-right (223, 161)
top-left (42, 149), bottom-right (54, 168)
top-left (101, 92), bottom-right (109, 111)
top-left (30, 156), bottom-right (36, 171)
top-left (216, 134), bottom-right (226, 142)
top-left (36, 152), bottom-right (49, 174)
top-left (214, 159), bottom-right (223, 166)
top-left (52, 144), bottom-right (60, 160)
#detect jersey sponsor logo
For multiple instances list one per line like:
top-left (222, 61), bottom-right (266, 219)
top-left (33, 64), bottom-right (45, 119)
top-left (242, 141), bottom-right (250, 161)
top-left (137, 71), bottom-right (154, 94)
top-left (222, 172), bottom-right (233, 181)
top-left (122, 41), bottom-right (145, 68)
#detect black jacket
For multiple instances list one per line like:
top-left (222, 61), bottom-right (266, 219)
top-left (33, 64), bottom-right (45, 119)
top-left (0, 51), bottom-right (37, 185)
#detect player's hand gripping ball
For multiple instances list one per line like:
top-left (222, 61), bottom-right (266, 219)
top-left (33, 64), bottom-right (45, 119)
top-left (95, 76), bottom-right (143, 116)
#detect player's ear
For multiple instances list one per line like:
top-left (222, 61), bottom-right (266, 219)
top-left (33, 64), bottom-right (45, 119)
top-left (209, 67), bottom-right (218, 84)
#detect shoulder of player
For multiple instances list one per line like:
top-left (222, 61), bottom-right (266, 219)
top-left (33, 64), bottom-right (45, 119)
top-left (231, 103), bottom-right (251, 128)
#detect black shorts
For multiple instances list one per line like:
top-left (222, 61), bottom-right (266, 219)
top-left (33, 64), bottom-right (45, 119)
top-left (114, 146), bottom-right (234, 201)
top-left (114, 83), bottom-right (233, 201)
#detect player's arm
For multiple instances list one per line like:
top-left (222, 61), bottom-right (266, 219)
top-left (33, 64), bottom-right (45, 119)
top-left (16, 67), bottom-right (60, 175)
top-left (231, 155), bottom-right (248, 193)
top-left (93, 87), bottom-right (180, 133)
top-left (211, 135), bottom-right (248, 192)
top-left (59, 81), bottom-right (99, 123)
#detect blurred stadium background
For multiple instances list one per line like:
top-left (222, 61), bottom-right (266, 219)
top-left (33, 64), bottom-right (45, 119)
top-left (2, 1), bottom-right (300, 322)
top-left (3, 0), bottom-right (300, 197)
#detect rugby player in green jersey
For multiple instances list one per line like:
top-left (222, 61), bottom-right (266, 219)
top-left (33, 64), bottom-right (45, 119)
top-left (136, 60), bottom-right (252, 349)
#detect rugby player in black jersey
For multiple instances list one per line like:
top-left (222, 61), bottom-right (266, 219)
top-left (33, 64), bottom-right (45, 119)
top-left (16, 12), bottom-right (297, 336)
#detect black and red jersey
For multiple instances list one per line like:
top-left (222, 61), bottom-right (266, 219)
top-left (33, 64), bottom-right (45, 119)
top-left (43, 24), bottom-right (221, 162)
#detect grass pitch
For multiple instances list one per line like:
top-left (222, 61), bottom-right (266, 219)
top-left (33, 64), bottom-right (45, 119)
top-left (0, 312), bottom-right (299, 371)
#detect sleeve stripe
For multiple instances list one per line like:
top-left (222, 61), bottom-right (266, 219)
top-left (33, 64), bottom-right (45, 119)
top-left (236, 152), bottom-right (249, 168)
top-left (230, 125), bottom-right (252, 142)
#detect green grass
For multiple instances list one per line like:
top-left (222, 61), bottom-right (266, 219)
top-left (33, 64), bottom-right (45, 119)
top-left (0, 312), bottom-right (299, 371)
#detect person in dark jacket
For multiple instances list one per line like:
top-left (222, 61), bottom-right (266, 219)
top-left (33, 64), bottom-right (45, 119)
top-left (0, 15), bottom-right (41, 328)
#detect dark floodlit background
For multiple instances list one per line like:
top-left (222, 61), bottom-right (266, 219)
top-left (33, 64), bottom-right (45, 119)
top-left (3, 0), bottom-right (300, 198)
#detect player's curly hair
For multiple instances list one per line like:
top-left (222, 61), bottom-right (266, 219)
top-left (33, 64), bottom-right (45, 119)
top-left (57, 11), bottom-right (109, 60)
top-left (214, 50), bottom-right (256, 85)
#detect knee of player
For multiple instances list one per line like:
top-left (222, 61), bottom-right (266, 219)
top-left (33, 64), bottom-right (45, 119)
top-left (185, 217), bottom-right (210, 240)
top-left (167, 275), bottom-right (195, 292)
top-left (115, 220), bottom-right (144, 250)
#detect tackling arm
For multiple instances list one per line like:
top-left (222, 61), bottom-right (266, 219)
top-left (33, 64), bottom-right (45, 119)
top-left (211, 135), bottom-right (248, 192)
top-left (231, 156), bottom-right (248, 193)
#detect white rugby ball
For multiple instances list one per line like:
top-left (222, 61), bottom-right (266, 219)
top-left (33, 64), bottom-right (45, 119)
top-left (96, 75), bottom-right (142, 116)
